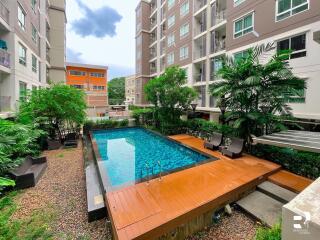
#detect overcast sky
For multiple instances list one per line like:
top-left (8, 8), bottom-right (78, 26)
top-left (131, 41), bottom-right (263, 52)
top-left (66, 0), bottom-right (139, 80)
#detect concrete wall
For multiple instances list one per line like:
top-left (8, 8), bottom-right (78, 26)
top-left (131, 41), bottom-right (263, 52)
top-left (282, 177), bottom-right (320, 240)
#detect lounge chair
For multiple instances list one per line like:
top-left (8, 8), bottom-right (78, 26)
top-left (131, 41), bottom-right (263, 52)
top-left (9, 156), bottom-right (47, 189)
top-left (204, 133), bottom-right (223, 150)
top-left (221, 138), bottom-right (245, 159)
top-left (64, 133), bottom-right (78, 148)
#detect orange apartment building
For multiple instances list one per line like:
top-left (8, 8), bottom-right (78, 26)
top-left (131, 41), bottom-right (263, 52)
top-left (66, 63), bottom-right (108, 118)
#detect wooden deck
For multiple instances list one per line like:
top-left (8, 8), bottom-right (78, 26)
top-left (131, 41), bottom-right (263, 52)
top-left (106, 135), bottom-right (283, 240)
top-left (268, 170), bottom-right (313, 193)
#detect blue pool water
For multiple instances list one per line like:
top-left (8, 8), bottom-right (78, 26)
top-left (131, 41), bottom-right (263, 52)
top-left (93, 128), bottom-right (209, 187)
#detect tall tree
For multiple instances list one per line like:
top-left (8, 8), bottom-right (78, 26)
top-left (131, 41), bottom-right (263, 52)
top-left (144, 66), bottom-right (197, 127)
top-left (108, 77), bottom-right (125, 105)
top-left (210, 43), bottom-right (306, 144)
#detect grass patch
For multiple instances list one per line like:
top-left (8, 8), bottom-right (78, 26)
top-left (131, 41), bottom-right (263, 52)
top-left (255, 223), bottom-right (281, 240)
top-left (56, 153), bottom-right (64, 158)
top-left (0, 191), bottom-right (57, 240)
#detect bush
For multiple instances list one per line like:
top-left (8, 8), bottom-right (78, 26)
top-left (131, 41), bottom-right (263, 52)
top-left (83, 119), bottom-right (130, 135)
top-left (251, 144), bottom-right (320, 179)
top-left (0, 120), bottom-right (44, 175)
top-left (255, 223), bottom-right (281, 240)
top-left (119, 119), bottom-right (129, 127)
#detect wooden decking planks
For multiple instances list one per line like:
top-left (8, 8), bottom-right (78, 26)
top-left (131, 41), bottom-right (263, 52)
top-left (268, 170), bottom-right (313, 193)
top-left (107, 135), bottom-right (282, 240)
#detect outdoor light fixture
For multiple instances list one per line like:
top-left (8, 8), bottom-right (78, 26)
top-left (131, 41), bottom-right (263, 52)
top-left (191, 103), bottom-right (198, 113)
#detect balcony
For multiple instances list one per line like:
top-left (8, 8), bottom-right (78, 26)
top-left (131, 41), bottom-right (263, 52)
top-left (150, 16), bottom-right (157, 29)
top-left (194, 35), bottom-right (206, 60)
top-left (150, 31), bottom-right (157, 45)
top-left (194, 0), bottom-right (207, 13)
top-left (194, 12), bottom-right (207, 36)
top-left (150, 47), bottom-right (156, 59)
top-left (194, 61), bottom-right (206, 83)
top-left (0, 48), bottom-right (10, 70)
top-left (210, 57), bottom-right (223, 81)
top-left (0, 96), bottom-right (11, 112)
top-left (194, 86), bottom-right (206, 107)
top-left (150, 0), bottom-right (157, 13)
top-left (211, 0), bottom-right (227, 27)
top-left (210, 27), bottom-right (226, 54)
top-left (150, 62), bottom-right (157, 75)
top-left (0, 2), bottom-right (9, 25)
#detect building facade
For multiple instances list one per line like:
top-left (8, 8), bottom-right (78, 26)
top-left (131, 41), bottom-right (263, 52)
top-left (0, 0), bottom-right (66, 118)
top-left (125, 75), bottom-right (136, 105)
top-left (136, 0), bottom-right (320, 121)
top-left (66, 63), bottom-right (108, 118)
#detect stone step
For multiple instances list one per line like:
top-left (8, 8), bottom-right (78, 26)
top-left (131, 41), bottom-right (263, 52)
top-left (257, 181), bottom-right (297, 204)
top-left (236, 191), bottom-right (283, 227)
top-left (86, 163), bottom-right (107, 222)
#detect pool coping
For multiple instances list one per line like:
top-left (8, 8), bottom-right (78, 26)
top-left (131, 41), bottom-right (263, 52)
top-left (89, 127), bottom-right (218, 193)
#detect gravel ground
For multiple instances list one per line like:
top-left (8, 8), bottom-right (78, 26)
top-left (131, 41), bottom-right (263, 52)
top-left (12, 143), bottom-right (258, 240)
top-left (186, 209), bottom-right (258, 240)
top-left (12, 143), bottom-right (111, 240)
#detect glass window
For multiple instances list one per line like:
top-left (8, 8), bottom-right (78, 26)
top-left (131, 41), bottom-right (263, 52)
top-left (19, 81), bottom-right (27, 102)
top-left (234, 50), bottom-right (250, 62)
top-left (18, 4), bottom-right (26, 31)
top-left (277, 34), bottom-right (306, 59)
top-left (32, 25), bottom-right (37, 44)
top-left (180, 1), bottom-right (189, 17)
top-left (234, 0), bottom-right (246, 6)
top-left (31, 0), bottom-right (37, 11)
top-left (19, 43), bottom-right (27, 66)
top-left (32, 55), bottom-right (37, 73)
top-left (180, 46), bottom-right (189, 60)
top-left (90, 72), bottom-right (105, 78)
top-left (167, 52), bottom-right (174, 65)
top-left (276, 0), bottom-right (308, 21)
top-left (69, 70), bottom-right (86, 76)
top-left (168, 0), bottom-right (175, 9)
top-left (93, 86), bottom-right (105, 90)
top-left (234, 13), bottom-right (253, 38)
top-left (168, 15), bottom-right (175, 28)
top-left (72, 85), bottom-right (84, 89)
top-left (168, 33), bottom-right (175, 47)
top-left (180, 24), bottom-right (189, 38)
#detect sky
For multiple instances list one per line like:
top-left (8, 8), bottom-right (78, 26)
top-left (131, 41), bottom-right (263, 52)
top-left (66, 0), bottom-right (140, 80)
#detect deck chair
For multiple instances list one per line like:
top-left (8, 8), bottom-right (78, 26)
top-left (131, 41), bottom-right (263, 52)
top-left (221, 138), bottom-right (245, 159)
top-left (204, 133), bottom-right (223, 150)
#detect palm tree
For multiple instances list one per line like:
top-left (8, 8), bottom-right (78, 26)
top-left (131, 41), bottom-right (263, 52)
top-left (210, 43), bottom-right (306, 146)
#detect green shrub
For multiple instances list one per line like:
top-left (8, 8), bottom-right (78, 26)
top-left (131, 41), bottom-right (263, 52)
top-left (0, 120), bottom-right (44, 175)
top-left (251, 144), bottom-right (320, 179)
top-left (119, 119), bottom-right (129, 127)
top-left (255, 223), bottom-right (281, 240)
top-left (132, 108), bottom-right (154, 125)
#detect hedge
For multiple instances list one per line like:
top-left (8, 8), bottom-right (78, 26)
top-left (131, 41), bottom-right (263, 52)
top-left (251, 144), bottom-right (320, 180)
top-left (83, 119), bottom-right (129, 135)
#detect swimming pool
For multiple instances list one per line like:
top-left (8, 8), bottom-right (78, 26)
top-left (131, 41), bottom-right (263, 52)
top-left (92, 128), bottom-right (214, 188)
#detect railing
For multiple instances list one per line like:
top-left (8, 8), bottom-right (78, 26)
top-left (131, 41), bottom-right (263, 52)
top-left (0, 48), bottom-right (10, 68)
top-left (213, 38), bottom-right (226, 53)
top-left (0, 2), bottom-right (9, 24)
top-left (216, 10), bottom-right (226, 24)
top-left (194, 0), bottom-right (207, 12)
top-left (194, 45), bottom-right (206, 59)
top-left (194, 73), bottom-right (206, 83)
top-left (0, 96), bottom-right (11, 112)
top-left (150, 66), bottom-right (157, 75)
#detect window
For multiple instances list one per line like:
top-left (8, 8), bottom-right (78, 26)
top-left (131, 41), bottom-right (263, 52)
top-left (32, 25), bottom-right (37, 44)
top-left (168, 0), bottom-right (175, 9)
top-left (180, 24), bottom-right (189, 38)
top-left (180, 46), bottom-right (189, 60)
top-left (18, 4), bottom-right (26, 31)
top-left (93, 86), bottom-right (105, 90)
top-left (276, 0), bottom-right (309, 21)
top-left (180, 1), bottom-right (189, 17)
top-left (234, 50), bottom-right (250, 62)
top-left (19, 81), bottom-right (27, 102)
top-left (32, 54), bottom-right (37, 72)
top-left (277, 34), bottom-right (306, 59)
top-left (19, 43), bottom-right (27, 66)
top-left (234, 0), bottom-right (246, 6)
top-left (90, 72), bottom-right (105, 78)
top-left (31, 0), bottom-right (37, 11)
top-left (69, 70), bottom-right (86, 76)
top-left (167, 52), bottom-right (174, 65)
top-left (168, 33), bottom-right (175, 47)
top-left (168, 15), bottom-right (175, 28)
top-left (234, 13), bottom-right (253, 38)
top-left (72, 85), bottom-right (84, 89)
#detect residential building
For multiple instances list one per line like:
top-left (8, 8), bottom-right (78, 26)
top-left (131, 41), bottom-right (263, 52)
top-left (125, 75), bottom-right (136, 105)
top-left (136, 0), bottom-right (320, 121)
top-left (0, 0), bottom-right (66, 118)
top-left (66, 63), bottom-right (108, 118)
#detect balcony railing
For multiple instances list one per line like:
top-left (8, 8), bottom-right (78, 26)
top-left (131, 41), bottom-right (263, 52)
top-left (0, 2), bottom-right (9, 24)
top-left (0, 48), bottom-right (10, 68)
top-left (194, 73), bottom-right (206, 83)
top-left (0, 96), bottom-right (11, 112)
top-left (195, 0), bottom-right (207, 12)
top-left (213, 38), bottom-right (226, 53)
top-left (212, 10), bottom-right (226, 26)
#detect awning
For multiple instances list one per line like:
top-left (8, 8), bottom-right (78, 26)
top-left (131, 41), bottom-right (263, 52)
top-left (253, 130), bottom-right (320, 153)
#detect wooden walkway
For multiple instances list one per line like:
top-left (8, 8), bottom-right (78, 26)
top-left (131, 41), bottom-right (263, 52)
top-left (106, 135), bottom-right (283, 240)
